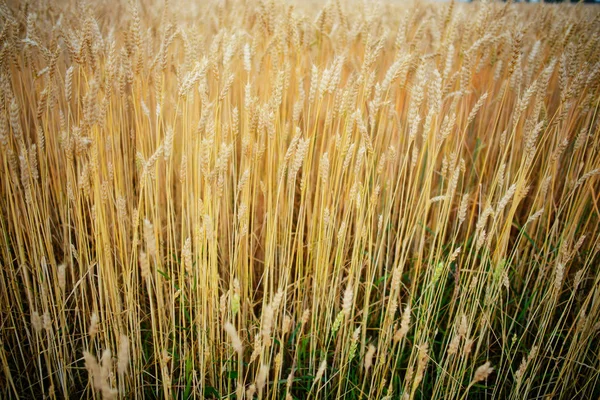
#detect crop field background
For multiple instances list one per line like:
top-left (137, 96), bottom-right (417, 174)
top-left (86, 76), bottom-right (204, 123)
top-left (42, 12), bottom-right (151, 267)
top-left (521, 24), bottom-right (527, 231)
top-left (0, 0), bottom-right (599, 398)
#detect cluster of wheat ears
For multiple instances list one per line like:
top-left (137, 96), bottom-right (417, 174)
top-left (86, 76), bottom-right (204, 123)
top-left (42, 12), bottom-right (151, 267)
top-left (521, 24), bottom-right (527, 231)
top-left (0, 0), bottom-right (599, 398)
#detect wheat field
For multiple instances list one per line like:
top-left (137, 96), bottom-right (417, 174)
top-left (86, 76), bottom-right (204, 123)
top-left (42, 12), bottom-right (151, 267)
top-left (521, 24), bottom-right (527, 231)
top-left (0, 0), bottom-right (599, 398)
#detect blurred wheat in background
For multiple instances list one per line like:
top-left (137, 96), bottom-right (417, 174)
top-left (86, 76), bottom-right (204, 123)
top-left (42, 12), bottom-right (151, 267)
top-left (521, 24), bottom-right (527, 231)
top-left (0, 0), bottom-right (599, 398)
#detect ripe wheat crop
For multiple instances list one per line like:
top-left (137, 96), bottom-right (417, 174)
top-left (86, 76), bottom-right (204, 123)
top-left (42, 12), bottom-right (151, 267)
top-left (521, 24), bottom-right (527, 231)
top-left (1, 0), bottom-right (599, 399)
